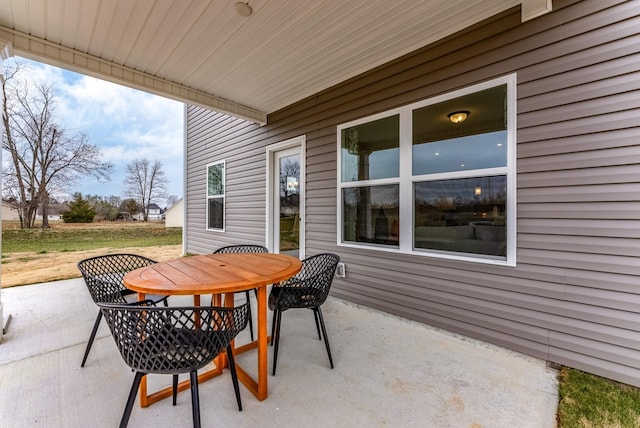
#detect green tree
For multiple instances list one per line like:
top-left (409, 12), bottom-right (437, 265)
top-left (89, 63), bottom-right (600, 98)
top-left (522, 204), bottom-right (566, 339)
top-left (120, 198), bottom-right (140, 218)
top-left (60, 193), bottom-right (96, 223)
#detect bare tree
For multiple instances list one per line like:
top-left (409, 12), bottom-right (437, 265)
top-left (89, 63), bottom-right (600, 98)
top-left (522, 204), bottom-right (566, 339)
top-left (123, 158), bottom-right (168, 221)
top-left (165, 194), bottom-right (179, 208)
top-left (2, 61), bottom-right (113, 228)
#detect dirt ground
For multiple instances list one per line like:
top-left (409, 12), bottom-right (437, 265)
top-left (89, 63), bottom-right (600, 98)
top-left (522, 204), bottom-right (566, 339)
top-left (1, 245), bottom-right (183, 288)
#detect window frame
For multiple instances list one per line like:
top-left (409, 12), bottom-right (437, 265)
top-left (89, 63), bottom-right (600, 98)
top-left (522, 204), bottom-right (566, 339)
top-left (336, 74), bottom-right (517, 266)
top-left (206, 160), bottom-right (226, 232)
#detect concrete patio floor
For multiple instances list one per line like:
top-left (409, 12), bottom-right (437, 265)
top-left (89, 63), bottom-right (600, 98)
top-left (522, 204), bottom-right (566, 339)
top-left (0, 278), bottom-right (558, 427)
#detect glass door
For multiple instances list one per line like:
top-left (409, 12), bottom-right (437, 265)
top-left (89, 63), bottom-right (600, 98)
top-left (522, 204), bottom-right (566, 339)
top-left (275, 148), bottom-right (301, 257)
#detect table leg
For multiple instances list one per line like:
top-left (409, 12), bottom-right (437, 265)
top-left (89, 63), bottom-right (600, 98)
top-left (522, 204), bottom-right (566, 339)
top-left (235, 285), bottom-right (268, 400)
top-left (137, 292), bottom-right (149, 407)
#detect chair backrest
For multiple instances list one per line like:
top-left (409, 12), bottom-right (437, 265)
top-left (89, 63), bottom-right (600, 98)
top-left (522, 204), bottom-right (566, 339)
top-left (98, 303), bottom-right (249, 374)
top-left (274, 253), bottom-right (340, 309)
top-left (77, 253), bottom-right (157, 304)
top-left (214, 244), bottom-right (268, 254)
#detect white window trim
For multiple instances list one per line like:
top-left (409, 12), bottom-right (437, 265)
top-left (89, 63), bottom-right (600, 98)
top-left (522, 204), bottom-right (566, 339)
top-left (336, 74), bottom-right (517, 267)
top-left (266, 135), bottom-right (306, 257)
top-left (206, 159), bottom-right (225, 232)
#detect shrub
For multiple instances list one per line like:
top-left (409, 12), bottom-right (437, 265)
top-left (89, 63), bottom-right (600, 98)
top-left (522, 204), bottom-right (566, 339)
top-left (60, 194), bottom-right (96, 223)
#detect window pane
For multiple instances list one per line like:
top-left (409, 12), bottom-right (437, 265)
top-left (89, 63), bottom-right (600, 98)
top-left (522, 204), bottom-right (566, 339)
top-left (208, 198), bottom-right (224, 229)
top-left (343, 184), bottom-right (399, 246)
top-left (413, 85), bottom-right (506, 175)
top-left (414, 176), bottom-right (506, 257)
top-left (341, 115), bottom-right (399, 182)
top-left (413, 131), bottom-right (506, 175)
top-left (208, 163), bottom-right (224, 196)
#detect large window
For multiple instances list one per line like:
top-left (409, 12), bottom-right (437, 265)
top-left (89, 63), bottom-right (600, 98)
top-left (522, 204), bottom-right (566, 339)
top-left (337, 76), bottom-right (516, 265)
top-left (207, 161), bottom-right (225, 230)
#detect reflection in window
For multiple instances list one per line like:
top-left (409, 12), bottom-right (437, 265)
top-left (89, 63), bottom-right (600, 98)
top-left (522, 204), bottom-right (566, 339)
top-left (414, 176), bottom-right (506, 257)
top-left (208, 198), bottom-right (224, 229)
top-left (207, 161), bottom-right (224, 230)
top-left (413, 85), bottom-right (507, 175)
top-left (343, 185), bottom-right (399, 246)
top-left (413, 131), bottom-right (506, 175)
top-left (341, 114), bottom-right (399, 182)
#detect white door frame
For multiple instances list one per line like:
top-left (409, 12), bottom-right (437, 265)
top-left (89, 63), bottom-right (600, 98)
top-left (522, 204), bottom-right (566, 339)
top-left (266, 135), bottom-right (305, 259)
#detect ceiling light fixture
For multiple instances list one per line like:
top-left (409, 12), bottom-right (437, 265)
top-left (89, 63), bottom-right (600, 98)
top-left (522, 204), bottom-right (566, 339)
top-left (235, 2), bottom-right (253, 17)
top-left (448, 110), bottom-right (469, 124)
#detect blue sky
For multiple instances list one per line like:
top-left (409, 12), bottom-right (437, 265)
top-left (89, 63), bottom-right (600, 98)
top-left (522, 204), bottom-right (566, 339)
top-left (5, 57), bottom-right (184, 205)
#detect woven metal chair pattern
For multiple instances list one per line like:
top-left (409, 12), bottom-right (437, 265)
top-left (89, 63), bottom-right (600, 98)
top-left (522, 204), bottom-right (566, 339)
top-left (269, 253), bottom-right (340, 375)
top-left (77, 253), bottom-right (168, 367)
top-left (98, 302), bottom-right (249, 428)
top-left (213, 244), bottom-right (268, 342)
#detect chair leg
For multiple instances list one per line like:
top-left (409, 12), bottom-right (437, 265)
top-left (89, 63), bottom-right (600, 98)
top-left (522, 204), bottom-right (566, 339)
top-left (226, 346), bottom-right (243, 411)
top-left (316, 307), bottom-right (334, 369)
top-left (270, 308), bottom-right (278, 346)
top-left (189, 371), bottom-right (201, 428)
top-left (245, 290), bottom-right (254, 342)
top-left (81, 311), bottom-right (102, 367)
top-left (173, 374), bottom-right (179, 405)
top-left (120, 371), bottom-right (144, 428)
top-left (313, 308), bottom-right (321, 340)
top-left (272, 309), bottom-right (283, 375)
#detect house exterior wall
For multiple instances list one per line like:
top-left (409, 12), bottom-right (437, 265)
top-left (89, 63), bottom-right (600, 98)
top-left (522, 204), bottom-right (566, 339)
top-left (185, 0), bottom-right (640, 387)
top-left (2, 202), bottom-right (19, 221)
top-left (164, 198), bottom-right (184, 228)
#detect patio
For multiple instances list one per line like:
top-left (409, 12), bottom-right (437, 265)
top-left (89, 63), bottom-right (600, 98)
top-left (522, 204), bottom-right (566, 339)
top-left (0, 278), bottom-right (558, 427)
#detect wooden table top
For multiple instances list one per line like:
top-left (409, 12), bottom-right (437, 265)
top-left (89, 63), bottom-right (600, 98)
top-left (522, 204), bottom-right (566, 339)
top-left (123, 253), bottom-right (302, 296)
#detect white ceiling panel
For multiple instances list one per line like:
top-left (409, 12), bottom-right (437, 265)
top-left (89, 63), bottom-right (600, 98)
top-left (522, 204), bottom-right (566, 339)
top-left (0, 0), bottom-right (549, 123)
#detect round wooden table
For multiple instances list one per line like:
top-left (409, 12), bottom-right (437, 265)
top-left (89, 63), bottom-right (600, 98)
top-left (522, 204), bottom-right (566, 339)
top-left (123, 252), bottom-right (302, 406)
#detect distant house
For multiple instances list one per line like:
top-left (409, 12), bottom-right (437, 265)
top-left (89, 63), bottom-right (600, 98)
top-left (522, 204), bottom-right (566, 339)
top-left (1, 200), bottom-right (19, 221)
top-left (134, 203), bottom-right (164, 221)
top-left (36, 203), bottom-right (69, 222)
top-left (164, 198), bottom-right (183, 228)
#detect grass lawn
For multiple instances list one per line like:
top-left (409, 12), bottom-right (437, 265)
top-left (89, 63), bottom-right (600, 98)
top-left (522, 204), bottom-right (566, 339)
top-left (1, 220), bottom-right (181, 253)
top-left (1, 220), bottom-right (182, 287)
top-left (558, 367), bottom-right (640, 427)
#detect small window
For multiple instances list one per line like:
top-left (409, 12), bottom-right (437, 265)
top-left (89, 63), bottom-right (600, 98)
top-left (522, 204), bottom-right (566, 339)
top-left (342, 184), bottom-right (399, 246)
top-left (207, 161), bottom-right (225, 230)
top-left (340, 114), bottom-right (400, 182)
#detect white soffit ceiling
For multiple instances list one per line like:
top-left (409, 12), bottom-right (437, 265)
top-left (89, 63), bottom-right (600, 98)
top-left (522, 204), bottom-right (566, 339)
top-left (0, 0), bottom-right (549, 124)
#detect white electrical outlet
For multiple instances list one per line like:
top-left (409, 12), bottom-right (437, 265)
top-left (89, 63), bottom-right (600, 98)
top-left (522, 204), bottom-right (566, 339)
top-left (335, 262), bottom-right (346, 278)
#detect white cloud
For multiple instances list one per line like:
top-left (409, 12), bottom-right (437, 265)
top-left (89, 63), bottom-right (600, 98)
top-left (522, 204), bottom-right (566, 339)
top-left (5, 57), bottom-right (184, 201)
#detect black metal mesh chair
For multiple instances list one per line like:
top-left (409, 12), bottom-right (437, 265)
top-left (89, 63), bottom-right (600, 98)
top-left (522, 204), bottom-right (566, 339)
top-left (213, 244), bottom-right (268, 341)
top-left (99, 302), bottom-right (249, 428)
top-left (77, 253), bottom-right (169, 367)
top-left (268, 253), bottom-right (340, 375)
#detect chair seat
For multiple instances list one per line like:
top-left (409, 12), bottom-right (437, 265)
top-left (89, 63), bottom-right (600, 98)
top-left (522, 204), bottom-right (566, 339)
top-left (125, 324), bottom-right (236, 374)
top-left (268, 286), bottom-right (323, 310)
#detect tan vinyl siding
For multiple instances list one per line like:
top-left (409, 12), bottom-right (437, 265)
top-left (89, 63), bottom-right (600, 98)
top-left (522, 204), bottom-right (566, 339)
top-left (186, 0), bottom-right (640, 386)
